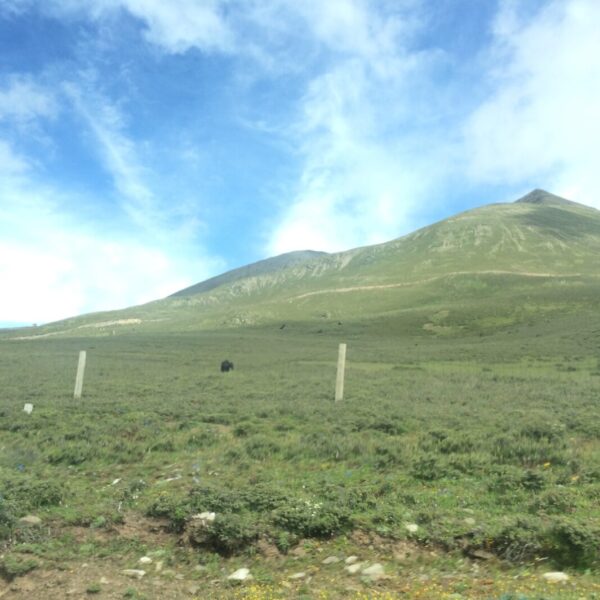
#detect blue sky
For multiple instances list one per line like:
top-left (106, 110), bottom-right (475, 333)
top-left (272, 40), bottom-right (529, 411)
top-left (1, 0), bottom-right (599, 326)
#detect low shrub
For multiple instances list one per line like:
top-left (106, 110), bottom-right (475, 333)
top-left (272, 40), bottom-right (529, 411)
top-left (272, 499), bottom-right (352, 538)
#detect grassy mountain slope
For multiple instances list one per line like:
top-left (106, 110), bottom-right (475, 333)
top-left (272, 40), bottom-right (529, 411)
top-left (5, 189), bottom-right (600, 339)
top-left (171, 250), bottom-right (328, 297)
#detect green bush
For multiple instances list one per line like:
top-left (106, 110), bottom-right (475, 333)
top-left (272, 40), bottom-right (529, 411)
top-left (546, 518), bottom-right (600, 568)
top-left (272, 499), bottom-right (351, 538)
top-left (0, 554), bottom-right (38, 580)
top-left (186, 513), bottom-right (259, 555)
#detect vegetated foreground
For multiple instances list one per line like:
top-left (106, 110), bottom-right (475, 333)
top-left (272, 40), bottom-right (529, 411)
top-left (1, 310), bottom-right (599, 600)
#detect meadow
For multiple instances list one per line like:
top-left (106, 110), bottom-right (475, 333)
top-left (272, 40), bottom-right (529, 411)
top-left (1, 301), bottom-right (599, 598)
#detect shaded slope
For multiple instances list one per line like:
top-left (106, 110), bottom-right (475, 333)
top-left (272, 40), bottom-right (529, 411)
top-left (171, 250), bottom-right (328, 297)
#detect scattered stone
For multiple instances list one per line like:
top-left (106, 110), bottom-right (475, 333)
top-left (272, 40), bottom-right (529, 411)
top-left (542, 572), bottom-right (570, 583)
top-left (139, 556), bottom-right (153, 565)
top-left (191, 511), bottom-right (216, 525)
top-left (155, 561), bottom-right (164, 573)
top-left (464, 517), bottom-right (476, 526)
top-left (19, 515), bottom-right (42, 526)
top-left (322, 556), bottom-right (340, 565)
top-left (345, 556), bottom-right (359, 565)
top-left (345, 563), bottom-right (363, 574)
top-left (175, 574), bottom-right (185, 580)
top-left (470, 549), bottom-right (494, 561)
top-left (122, 569), bottom-right (146, 580)
top-left (291, 546), bottom-right (307, 558)
top-left (23, 403), bottom-right (33, 414)
top-left (187, 584), bottom-right (200, 595)
top-left (289, 572), bottom-right (306, 580)
top-left (227, 568), bottom-right (251, 581)
top-left (99, 577), bottom-right (109, 585)
top-left (405, 523), bottom-right (419, 533)
top-left (362, 563), bottom-right (385, 580)
top-left (111, 478), bottom-right (121, 486)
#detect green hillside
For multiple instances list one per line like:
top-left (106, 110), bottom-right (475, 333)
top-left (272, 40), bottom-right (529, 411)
top-left (12, 188), bottom-right (599, 339)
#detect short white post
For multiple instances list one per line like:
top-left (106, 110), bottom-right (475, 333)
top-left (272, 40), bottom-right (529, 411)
top-left (335, 343), bottom-right (347, 402)
top-left (74, 350), bottom-right (87, 399)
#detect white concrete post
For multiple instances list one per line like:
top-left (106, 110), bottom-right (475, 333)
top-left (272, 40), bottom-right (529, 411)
top-left (74, 350), bottom-right (87, 399)
top-left (335, 343), bottom-right (347, 402)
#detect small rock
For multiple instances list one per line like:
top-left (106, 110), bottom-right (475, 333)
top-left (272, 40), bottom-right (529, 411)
top-left (405, 523), bottom-right (419, 533)
top-left (122, 569), bottom-right (146, 580)
top-left (542, 571), bottom-right (569, 583)
top-left (345, 556), bottom-right (359, 565)
top-left (288, 572), bottom-right (306, 580)
top-left (99, 577), bottom-right (109, 585)
top-left (362, 563), bottom-right (385, 580)
top-left (23, 404), bottom-right (33, 414)
top-left (464, 517), bottom-right (476, 526)
top-left (139, 556), bottom-right (153, 565)
top-left (111, 478), bottom-right (121, 486)
top-left (155, 560), bottom-right (164, 572)
top-left (175, 574), bottom-right (185, 580)
top-left (192, 511), bottom-right (216, 524)
top-left (345, 563), bottom-right (363, 574)
top-left (471, 549), bottom-right (494, 561)
top-left (19, 515), bottom-right (42, 526)
top-left (322, 556), bottom-right (340, 565)
top-left (227, 568), bottom-right (251, 581)
top-left (187, 585), bottom-right (200, 595)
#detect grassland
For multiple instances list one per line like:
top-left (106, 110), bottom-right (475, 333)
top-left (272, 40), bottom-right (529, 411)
top-left (1, 302), bottom-right (599, 598)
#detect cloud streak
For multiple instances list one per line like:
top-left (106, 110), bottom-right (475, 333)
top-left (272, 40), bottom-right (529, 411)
top-left (464, 0), bottom-right (600, 207)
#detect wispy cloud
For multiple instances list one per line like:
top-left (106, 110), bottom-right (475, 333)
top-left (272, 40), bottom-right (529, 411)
top-left (0, 76), bottom-right (58, 123)
top-left (464, 0), bottom-right (600, 207)
top-left (0, 179), bottom-right (217, 324)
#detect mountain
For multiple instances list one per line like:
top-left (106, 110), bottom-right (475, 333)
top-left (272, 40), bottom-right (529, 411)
top-left (171, 250), bottom-right (328, 297)
top-left (7, 189), bottom-right (600, 337)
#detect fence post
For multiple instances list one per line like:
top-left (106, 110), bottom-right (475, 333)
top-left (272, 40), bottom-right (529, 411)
top-left (74, 350), bottom-right (87, 399)
top-left (335, 343), bottom-right (347, 402)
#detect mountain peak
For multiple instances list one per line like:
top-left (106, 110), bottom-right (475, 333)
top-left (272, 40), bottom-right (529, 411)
top-left (515, 189), bottom-right (571, 205)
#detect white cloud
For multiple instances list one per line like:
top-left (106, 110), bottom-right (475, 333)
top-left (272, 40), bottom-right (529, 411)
top-left (0, 140), bottom-right (29, 175)
top-left (0, 184), bottom-right (217, 324)
top-left (0, 76), bottom-right (57, 123)
top-left (267, 2), bottom-right (441, 254)
top-left (64, 82), bottom-right (188, 238)
top-left (464, 0), bottom-right (600, 208)
top-left (122, 0), bottom-right (234, 53)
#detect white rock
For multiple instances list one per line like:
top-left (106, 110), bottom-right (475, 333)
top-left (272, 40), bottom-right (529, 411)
top-left (464, 517), bottom-right (476, 526)
top-left (542, 572), bottom-right (569, 583)
top-left (345, 563), bottom-right (363, 574)
top-left (322, 556), bottom-right (340, 565)
top-left (405, 523), bottom-right (419, 533)
top-left (19, 515), bottom-right (42, 526)
top-left (362, 563), bottom-right (385, 579)
top-left (23, 404), bottom-right (33, 414)
top-left (139, 556), bottom-right (153, 565)
top-left (288, 572), bottom-right (306, 580)
top-left (99, 577), bottom-right (109, 585)
top-left (111, 478), bottom-right (121, 486)
top-left (122, 569), bottom-right (146, 580)
top-left (191, 512), bottom-right (216, 526)
top-left (227, 568), bottom-right (251, 581)
top-left (345, 556), bottom-right (359, 564)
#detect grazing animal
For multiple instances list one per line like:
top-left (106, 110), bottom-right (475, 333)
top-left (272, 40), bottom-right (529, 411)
top-left (220, 360), bottom-right (234, 373)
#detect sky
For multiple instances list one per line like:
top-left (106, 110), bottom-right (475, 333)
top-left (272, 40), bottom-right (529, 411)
top-left (1, 0), bottom-right (599, 326)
